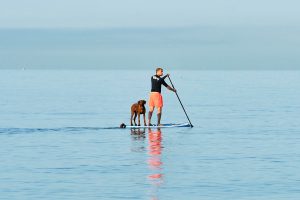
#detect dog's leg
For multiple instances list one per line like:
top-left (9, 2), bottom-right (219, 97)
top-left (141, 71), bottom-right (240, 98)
top-left (138, 113), bottom-right (141, 126)
top-left (133, 112), bottom-right (137, 126)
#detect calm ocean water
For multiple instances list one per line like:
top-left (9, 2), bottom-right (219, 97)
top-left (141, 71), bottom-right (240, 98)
top-left (0, 70), bottom-right (300, 200)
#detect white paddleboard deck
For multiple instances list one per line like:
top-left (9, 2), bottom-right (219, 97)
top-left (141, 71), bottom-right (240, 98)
top-left (125, 122), bottom-right (191, 128)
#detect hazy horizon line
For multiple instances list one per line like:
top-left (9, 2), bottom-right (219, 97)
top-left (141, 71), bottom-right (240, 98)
top-left (1, 67), bottom-right (299, 71)
top-left (1, 26), bottom-right (299, 70)
top-left (0, 24), bottom-right (299, 31)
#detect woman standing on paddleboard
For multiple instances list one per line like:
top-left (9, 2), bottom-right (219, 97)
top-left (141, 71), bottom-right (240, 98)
top-left (148, 67), bottom-right (176, 126)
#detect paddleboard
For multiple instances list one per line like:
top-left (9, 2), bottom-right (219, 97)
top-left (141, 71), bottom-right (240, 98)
top-left (121, 122), bottom-right (192, 128)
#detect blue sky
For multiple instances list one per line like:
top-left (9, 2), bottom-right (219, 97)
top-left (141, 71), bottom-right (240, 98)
top-left (0, 0), bottom-right (299, 28)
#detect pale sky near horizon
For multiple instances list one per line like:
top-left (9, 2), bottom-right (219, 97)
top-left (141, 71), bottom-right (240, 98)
top-left (0, 0), bottom-right (299, 28)
top-left (0, 0), bottom-right (299, 70)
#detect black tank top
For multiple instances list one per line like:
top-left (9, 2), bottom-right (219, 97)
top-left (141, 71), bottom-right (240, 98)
top-left (151, 75), bottom-right (169, 93)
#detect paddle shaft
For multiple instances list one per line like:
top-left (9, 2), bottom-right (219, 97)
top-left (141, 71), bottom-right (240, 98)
top-left (167, 75), bottom-right (193, 127)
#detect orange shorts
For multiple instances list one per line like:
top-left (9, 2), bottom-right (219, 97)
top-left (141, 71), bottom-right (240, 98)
top-left (149, 92), bottom-right (163, 107)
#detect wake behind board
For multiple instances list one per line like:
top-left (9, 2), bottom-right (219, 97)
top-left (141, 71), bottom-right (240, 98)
top-left (121, 122), bottom-right (192, 128)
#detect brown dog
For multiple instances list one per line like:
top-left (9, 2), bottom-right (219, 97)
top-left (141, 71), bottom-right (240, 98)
top-left (131, 100), bottom-right (147, 126)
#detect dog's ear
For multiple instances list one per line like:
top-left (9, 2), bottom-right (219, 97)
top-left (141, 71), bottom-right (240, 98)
top-left (143, 100), bottom-right (146, 104)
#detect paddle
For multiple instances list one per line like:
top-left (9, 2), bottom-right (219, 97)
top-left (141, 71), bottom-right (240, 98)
top-left (167, 75), bottom-right (193, 127)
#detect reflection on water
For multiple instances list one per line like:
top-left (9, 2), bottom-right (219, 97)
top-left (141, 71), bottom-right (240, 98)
top-left (130, 128), bottom-right (146, 153)
top-left (147, 128), bottom-right (163, 200)
top-left (129, 127), bottom-right (164, 200)
top-left (130, 128), bottom-right (146, 140)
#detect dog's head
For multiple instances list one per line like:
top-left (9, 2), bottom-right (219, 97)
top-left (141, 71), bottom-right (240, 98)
top-left (138, 100), bottom-right (146, 106)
